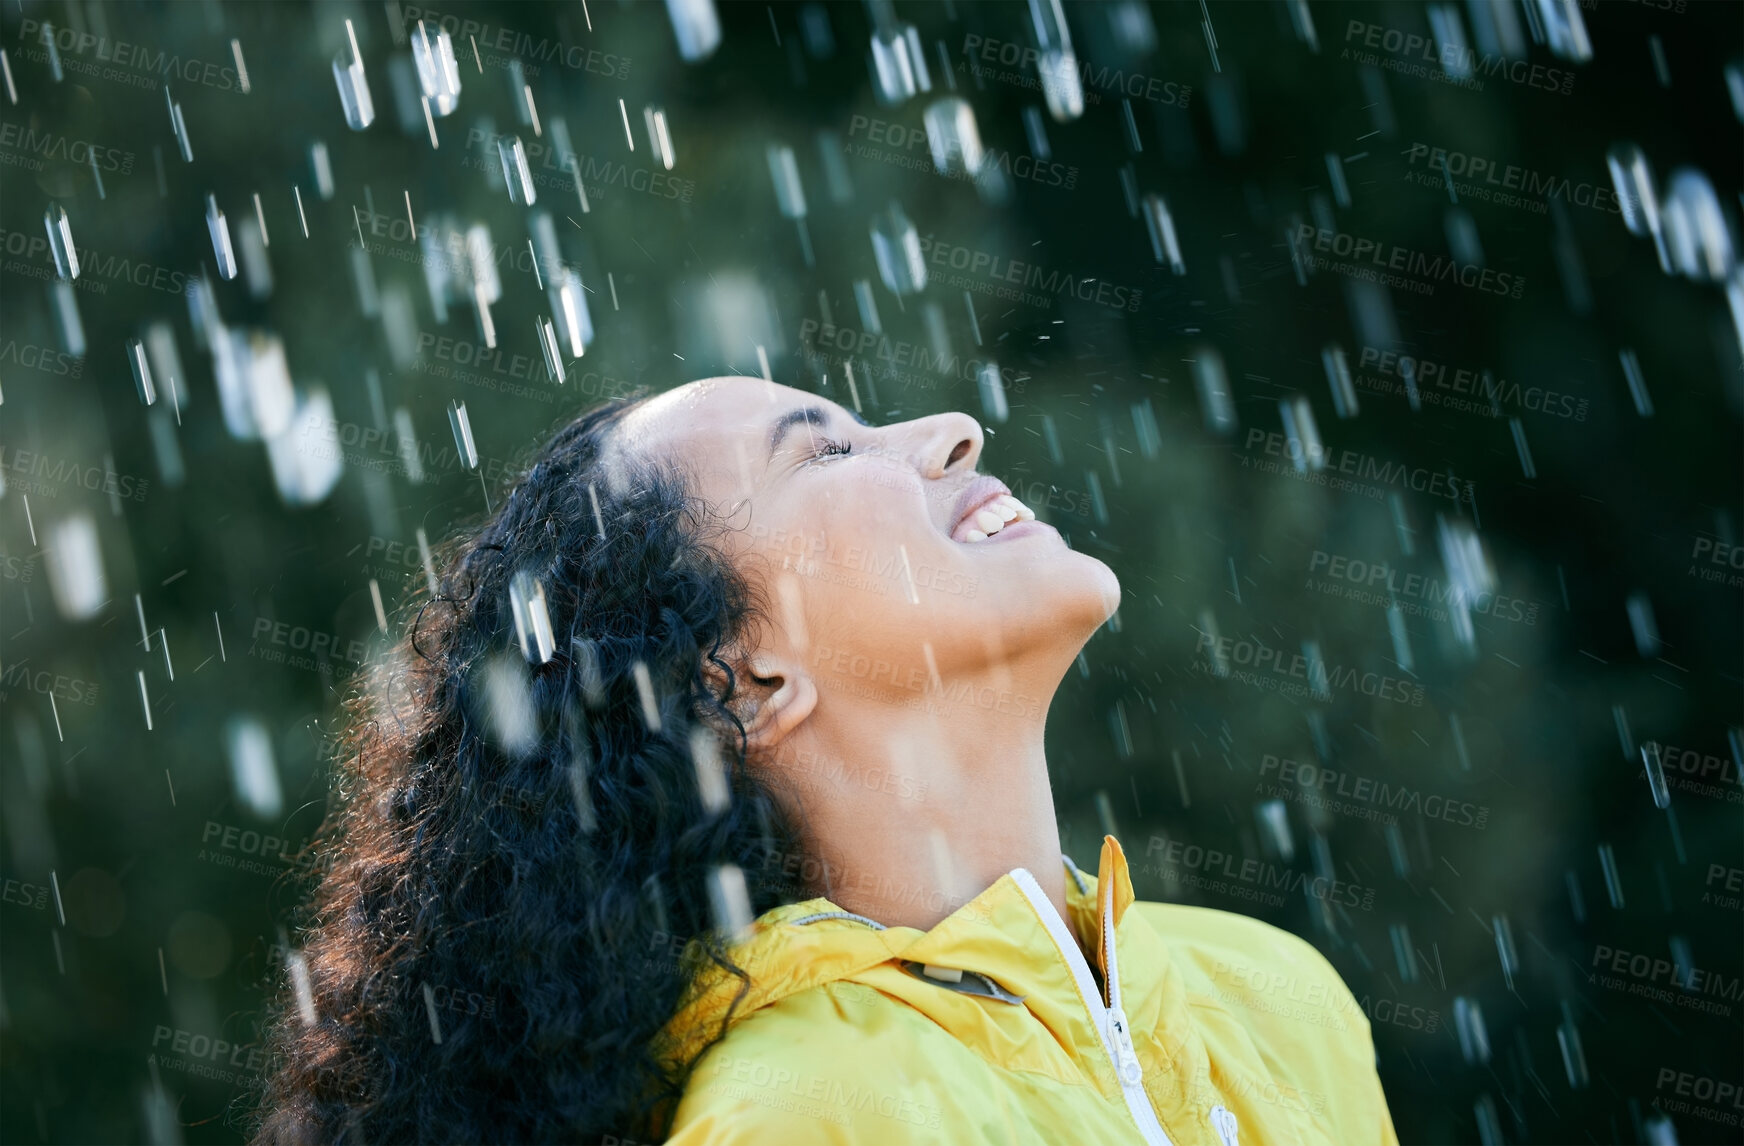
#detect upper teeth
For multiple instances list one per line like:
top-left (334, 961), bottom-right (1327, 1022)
top-left (961, 494), bottom-right (1036, 542)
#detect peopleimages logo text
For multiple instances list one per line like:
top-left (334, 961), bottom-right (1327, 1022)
top-left (1294, 224), bottom-right (1525, 299)
top-left (1342, 19), bottom-right (1575, 94)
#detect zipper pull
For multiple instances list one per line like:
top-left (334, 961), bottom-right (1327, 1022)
top-left (1107, 1005), bottom-right (1143, 1087)
top-left (1209, 1104), bottom-right (1239, 1146)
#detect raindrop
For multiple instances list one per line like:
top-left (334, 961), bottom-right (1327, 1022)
top-left (1279, 394), bottom-right (1324, 472)
top-left (45, 513), bottom-right (107, 621)
top-left (1669, 934), bottom-right (1696, 991)
top-left (1474, 1094), bottom-right (1503, 1145)
top-left (1534, 0), bottom-right (1592, 62)
top-left (1598, 842), bottom-right (1625, 908)
top-left (164, 84), bottom-right (193, 162)
top-left (869, 20), bottom-right (931, 104)
top-left (1132, 398), bottom-right (1160, 459)
top-left (707, 863), bottom-right (754, 938)
top-left (1197, 607), bottom-right (1230, 677)
top-left (333, 19), bottom-right (375, 130)
top-left (1189, 346), bottom-right (1237, 434)
top-left (1141, 193), bottom-right (1185, 274)
top-left (1255, 799), bottom-right (1293, 860)
top-left (265, 387), bottom-right (344, 506)
top-left (509, 570), bottom-right (556, 664)
top-left (1555, 1005), bottom-right (1589, 1088)
top-left (1040, 412), bottom-right (1064, 465)
top-left (1642, 741), bottom-right (1670, 809)
top-left (226, 717), bottom-right (283, 819)
top-left (800, 4), bottom-right (836, 57)
top-left (1619, 348), bottom-right (1653, 416)
top-left (1323, 343), bottom-right (1359, 418)
top-left (1390, 922), bottom-right (1418, 982)
top-left (1445, 207), bottom-right (1484, 267)
top-left (572, 638), bottom-right (606, 708)
top-left (498, 136), bottom-right (536, 204)
top-left (1108, 705), bottom-right (1134, 758)
top-left (1454, 997), bottom-right (1491, 1064)
top-left (1492, 914), bottom-right (1517, 990)
top-left (1437, 516), bottom-right (1497, 654)
top-left (43, 205), bottom-right (79, 280)
top-left (1085, 469), bottom-right (1108, 524)
top-left (1607, 144), bottom-right (1660, 239)
top-left (632, 661), bottom-right (661, 731)
top-left (1565, 868), bottom-right (1586, 922)
top-left (38, 21), bottom-right (63, 81)
top-left (411, 19), bottom-right (461, 113)
top-left (691, 726), bottom-right (730, 813)
top-left (1324, 151), bottom-right (1351, 207)
top-left (550, 270), bottom-right (593, 357)
top-left (239, 217), bottom-right (272, 299)
top-left (922, 97), bottom-right (984, 177)
top-left (1625, 590), bottom-right (1661, 658)
top-left (310, 141), bottom-right (336, 200)
top-left (51, 280), bottom-right (85, 356)
top-left (1508, 417), bottom-right (1536, 479)
top-left (206, 195), bottom-right (238, 280)
top-left (1659, 167), bottom-right (1734, 281)
top-left (536, 316), bottom-right (565, 382)
top-left (447, 400), bottom-right (479, 471)
top-left (394, 408), bottom-right (426, 482)
top-left (976, 362), bottom-right (1009, 424)
top-left (351, 244), bottom-right (380, 315)
top-left (1302, 638), bottom-right (1331, 700)
top-left (127, 339), bottom-right (157, 406)
top-left (870, 201), bottom-right (926, 296)
top-left (666, 0), bottom-right (723, 62)
top-left (1383, 821), bottom-right (1409, 877)
top-left (767, 144), bottom-right (808, 218)
top-left (1029, 0), bottom-right (1084, 121)
top-left (480, 652), bottom-right (539, 757)
top-left (1427, 5), bottom-right (1474, 78)
top-left (213, 328), bottom-right (295, 441)
top-left (1386, 603), bottom-right (1414, 674)
top-left (1021, 106), bottom-right (1053, 160)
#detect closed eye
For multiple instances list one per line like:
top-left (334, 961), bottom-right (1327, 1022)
top-left (808, 437), bottom-right (853, 462)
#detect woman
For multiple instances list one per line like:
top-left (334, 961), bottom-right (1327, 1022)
top-left (254, 376), bottom-right (1398, 1145)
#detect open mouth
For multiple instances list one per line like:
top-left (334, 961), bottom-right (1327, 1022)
top-left (949, 477), bottom-right (1038, 543)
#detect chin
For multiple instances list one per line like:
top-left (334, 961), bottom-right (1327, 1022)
top-left (1029, 548), bottom-right (1122, 634)
top-left (1081, 553), bottom-right (1123, 625)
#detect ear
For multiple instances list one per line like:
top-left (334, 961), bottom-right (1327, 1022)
top-left (739, 655), bottom-right (817, 753)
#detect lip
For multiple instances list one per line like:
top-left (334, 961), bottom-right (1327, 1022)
top-left (948, 474), bottom-right (1013, 539)
top-left (972, 517), bottom-right (1053, 544)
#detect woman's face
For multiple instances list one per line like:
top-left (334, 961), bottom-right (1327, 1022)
top-left (612, 377), bottom-right (1120, 708)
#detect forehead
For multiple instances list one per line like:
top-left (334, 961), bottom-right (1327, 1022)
top-left (616, 376), bottom-right (831, 455)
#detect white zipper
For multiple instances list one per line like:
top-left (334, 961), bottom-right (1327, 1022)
top-left (1011, 869), bottom-right (1173, 1146)
top-left (1210, 1104), bottom-right (1239, 1145)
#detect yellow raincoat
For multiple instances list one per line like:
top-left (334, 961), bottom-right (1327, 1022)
top-left (664, 835), bottom-right (1399, 1144)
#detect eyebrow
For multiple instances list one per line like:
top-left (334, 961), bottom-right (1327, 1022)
top-left (766, 404), bottom-right (870, 457)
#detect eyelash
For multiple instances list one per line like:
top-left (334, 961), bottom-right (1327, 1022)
top-left (809, 437), bottom-right (853, 462)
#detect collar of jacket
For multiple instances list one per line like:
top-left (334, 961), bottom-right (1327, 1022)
top-left (661, 835), bottom-right (1207, 1107)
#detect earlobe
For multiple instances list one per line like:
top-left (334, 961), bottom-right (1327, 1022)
top-left (742, 660), bottom-right (817, 752)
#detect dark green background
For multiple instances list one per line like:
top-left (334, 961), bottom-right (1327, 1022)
top-left (1, 0), bottom-right (1740, 1142)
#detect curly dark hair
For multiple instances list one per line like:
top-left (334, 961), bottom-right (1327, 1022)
top-left (251, 398), bottom-right (810, 1144)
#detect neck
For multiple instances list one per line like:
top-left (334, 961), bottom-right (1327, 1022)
top-left (771, 651), bottom-right (1074, 938)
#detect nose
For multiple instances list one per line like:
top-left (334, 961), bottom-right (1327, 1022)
top-left (893, 412), bottom-right (983, 479)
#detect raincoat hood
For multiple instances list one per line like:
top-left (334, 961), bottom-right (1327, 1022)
top-left (663, 835), bottom-right (1398, 1145)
